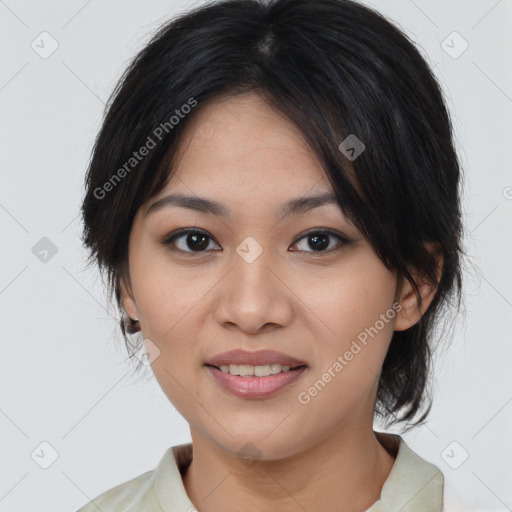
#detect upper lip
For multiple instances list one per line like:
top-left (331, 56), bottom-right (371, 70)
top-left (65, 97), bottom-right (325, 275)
top-left (205, 349), bottom-right (308, 368)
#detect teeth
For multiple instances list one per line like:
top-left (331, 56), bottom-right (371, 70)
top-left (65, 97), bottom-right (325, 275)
top-left (219, 363), bottom-right (295, 376)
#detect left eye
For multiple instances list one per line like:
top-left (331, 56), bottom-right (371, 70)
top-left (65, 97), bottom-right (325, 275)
top-left (291, 231), bottom-right (349, 254)
top-left (161, 228), bottom-right (350, 255)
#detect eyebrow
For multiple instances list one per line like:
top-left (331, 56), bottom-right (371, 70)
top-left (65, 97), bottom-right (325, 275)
top-left (144, 191), bottom-right (339, 221)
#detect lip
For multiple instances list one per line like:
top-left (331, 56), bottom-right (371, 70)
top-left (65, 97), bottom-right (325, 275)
top-left (205, 365), bottom-right (308, 398)
top-left (205, 349), bottom-right (308, 368)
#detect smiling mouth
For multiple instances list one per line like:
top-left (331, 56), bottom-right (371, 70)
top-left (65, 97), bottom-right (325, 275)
top-left (205, 363), bottom-right (307, 377)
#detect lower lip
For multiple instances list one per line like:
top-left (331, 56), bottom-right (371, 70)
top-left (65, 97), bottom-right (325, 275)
top-left (205, 365), bottom-right (308, 398)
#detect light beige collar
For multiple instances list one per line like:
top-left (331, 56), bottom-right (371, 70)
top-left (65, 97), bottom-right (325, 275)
top-left (153, 433), bottom-right (443, 511)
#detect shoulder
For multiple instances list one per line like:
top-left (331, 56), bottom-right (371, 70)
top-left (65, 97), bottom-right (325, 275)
top-left (75, 468), bottom-right (157, 512)
top-left (75, 444), bottom-right (193, 512)
top-left (369, 432), bottom-right (444, 511)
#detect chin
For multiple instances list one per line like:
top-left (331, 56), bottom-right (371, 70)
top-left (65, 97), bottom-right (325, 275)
top-left (211, 433), bottom-right (302, 463)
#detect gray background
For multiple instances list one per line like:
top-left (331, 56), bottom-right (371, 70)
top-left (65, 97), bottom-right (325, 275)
top-left (0, 0), bottom-right (511, 510)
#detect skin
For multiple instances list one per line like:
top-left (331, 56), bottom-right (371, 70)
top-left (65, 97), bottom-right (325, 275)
top-left (120, 92), bottom-right (442, 512)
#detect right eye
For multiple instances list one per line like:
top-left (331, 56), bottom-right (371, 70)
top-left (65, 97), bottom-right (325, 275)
top-left (161, 228), bottom-right (222, 255)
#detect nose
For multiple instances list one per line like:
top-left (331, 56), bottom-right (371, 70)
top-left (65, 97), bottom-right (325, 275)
top-left (213, 248), bottom-right (295, 335)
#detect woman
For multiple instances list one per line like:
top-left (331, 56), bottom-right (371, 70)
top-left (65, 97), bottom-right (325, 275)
top-left (78, 0), bottom-right (464, 510)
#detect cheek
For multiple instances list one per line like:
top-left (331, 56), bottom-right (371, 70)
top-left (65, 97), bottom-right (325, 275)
top-left (130, 247), bottom-right (210, 339)
top-left (301, 256), bottom-right (398, 386)
top-left (305, 256), bottom-right (397, 337)
top-left (290, 268), bottom-right (397, 436)
top-left (131, 260), bottom-right (209, 416)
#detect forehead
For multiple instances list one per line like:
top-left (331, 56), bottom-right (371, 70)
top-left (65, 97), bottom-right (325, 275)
top-left (166, 92), bottom-right (330, 194)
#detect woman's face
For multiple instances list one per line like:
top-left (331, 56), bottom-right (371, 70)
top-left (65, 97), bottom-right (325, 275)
top-left (121, 92), bottom-right (408, 460)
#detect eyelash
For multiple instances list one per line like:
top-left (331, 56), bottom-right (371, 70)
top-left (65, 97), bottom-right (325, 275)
top-left (160, 227), bottom-right (352, 258)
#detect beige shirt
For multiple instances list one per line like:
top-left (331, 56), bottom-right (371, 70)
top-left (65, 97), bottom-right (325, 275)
top-left (76, 433), bottom-right (444, 511)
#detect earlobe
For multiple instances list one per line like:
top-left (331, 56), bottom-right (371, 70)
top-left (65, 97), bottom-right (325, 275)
top-left (394, 243), bottom-right (443, 332)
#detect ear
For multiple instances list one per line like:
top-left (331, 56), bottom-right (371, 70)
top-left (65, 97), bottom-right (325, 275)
top-left (119, 272), bottom-right (139, 321)
top-left (394, 242), bottom-right (443, 332)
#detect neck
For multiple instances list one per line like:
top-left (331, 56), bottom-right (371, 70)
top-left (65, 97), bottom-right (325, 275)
top-left (182, 426), bottom-right (397, 512)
